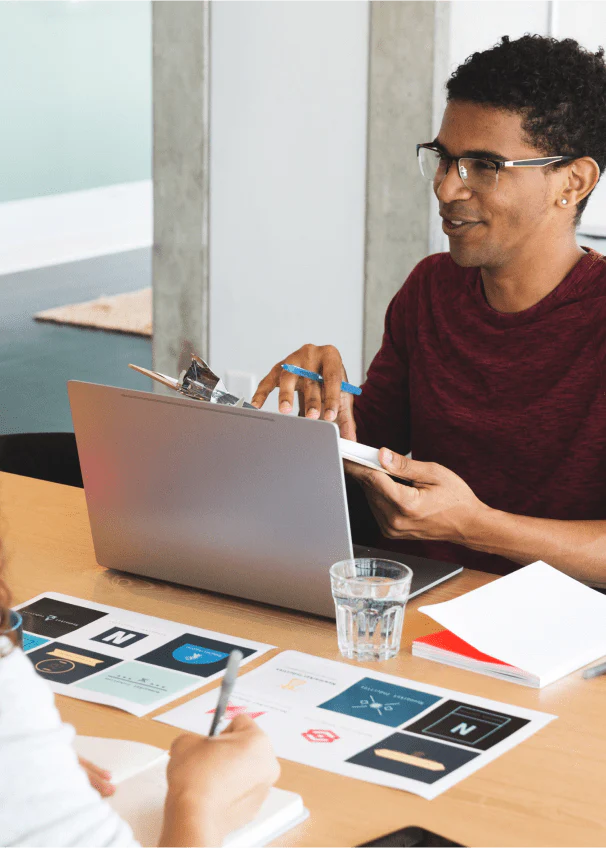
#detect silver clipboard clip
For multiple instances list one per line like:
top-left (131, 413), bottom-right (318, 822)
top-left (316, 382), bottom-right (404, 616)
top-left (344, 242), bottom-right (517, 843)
top-left (129, 355), bottom-right (256, 409)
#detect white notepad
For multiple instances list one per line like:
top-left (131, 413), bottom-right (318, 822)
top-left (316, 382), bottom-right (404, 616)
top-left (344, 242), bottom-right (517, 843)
top-left (418, 560), bottom-right (606, 688)
top-left (339, 438), bottom-right (388, 474)
top-left (74, 736), bottom-right (308, 848)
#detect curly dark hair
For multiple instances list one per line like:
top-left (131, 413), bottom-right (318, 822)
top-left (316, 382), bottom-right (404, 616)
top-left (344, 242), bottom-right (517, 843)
top-left (446, 34), bottom-right (606, 221)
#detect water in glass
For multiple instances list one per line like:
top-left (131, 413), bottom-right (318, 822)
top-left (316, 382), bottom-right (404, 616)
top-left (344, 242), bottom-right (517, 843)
top-left (330, 559), bottom-right (412, 661)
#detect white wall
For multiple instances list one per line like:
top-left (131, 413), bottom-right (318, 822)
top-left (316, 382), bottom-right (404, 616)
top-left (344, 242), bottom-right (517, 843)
top-left (556, 1), bottom-right (606, 233)
top-left (208, 1), bottom-right (369, 407)
top-left (0, 182), bottom-right (151, 277)
top-left (447, 1), bottom-right (549, 75)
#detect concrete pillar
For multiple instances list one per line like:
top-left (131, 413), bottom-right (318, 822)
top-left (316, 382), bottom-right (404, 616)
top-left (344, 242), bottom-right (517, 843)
top-left (152, 1), bottom-right (210, 385)
top-left (363, 1), bottom-right (449, 372)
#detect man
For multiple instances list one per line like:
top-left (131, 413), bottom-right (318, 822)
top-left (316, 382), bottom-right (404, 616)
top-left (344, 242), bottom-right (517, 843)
top-left (251, 35), bottom-right (606, 585)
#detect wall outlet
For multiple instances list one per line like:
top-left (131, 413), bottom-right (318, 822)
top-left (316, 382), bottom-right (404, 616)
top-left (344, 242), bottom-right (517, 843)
top-left (225, 370), bottom-right (257, 402)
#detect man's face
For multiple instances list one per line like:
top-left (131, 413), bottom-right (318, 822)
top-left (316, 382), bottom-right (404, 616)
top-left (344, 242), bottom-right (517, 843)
top-left (435, 101), bottom-right (566, 269)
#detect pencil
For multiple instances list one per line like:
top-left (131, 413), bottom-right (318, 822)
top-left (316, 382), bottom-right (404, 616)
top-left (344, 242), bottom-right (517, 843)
top-left (208, 650), bottom-right (244, 737)
top-left (281, 364), bottom-right (362, 396)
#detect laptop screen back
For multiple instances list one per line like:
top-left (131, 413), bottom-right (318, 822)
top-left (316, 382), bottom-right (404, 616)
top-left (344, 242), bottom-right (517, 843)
top-left (69, 381), bottom-right (353, 616)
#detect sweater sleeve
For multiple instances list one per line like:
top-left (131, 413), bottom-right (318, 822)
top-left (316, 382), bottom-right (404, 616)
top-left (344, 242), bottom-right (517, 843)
top-left (0, 648), bottom-right (140, 848)
top-left (354, 268), bottom-right (420, 456)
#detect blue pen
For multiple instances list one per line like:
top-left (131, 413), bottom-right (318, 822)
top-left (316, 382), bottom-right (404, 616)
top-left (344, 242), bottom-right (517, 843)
top-left (281, 363), bottom-right (362, 396)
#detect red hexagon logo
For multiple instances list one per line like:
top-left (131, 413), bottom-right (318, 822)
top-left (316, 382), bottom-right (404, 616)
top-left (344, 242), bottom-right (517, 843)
top-left (302, 728), bottom-right (340, 743)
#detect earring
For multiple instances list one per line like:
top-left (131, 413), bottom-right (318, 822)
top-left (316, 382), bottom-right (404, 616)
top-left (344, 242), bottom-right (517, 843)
top-left (561, 198), bottom-right (568, 205)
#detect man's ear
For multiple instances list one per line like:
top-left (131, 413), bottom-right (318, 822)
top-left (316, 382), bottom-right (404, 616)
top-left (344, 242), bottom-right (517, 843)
top-left (562, 157), bottom-right (601, 207)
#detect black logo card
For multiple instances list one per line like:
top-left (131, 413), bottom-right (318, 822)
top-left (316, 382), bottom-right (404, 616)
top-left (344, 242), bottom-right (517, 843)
top-left (136, 633), bottom-right (256, 678)
top-left (347, 731), bottom-right (480, 784)
top-left (19, 597), bottom-right (108, 638)
top-left (404, 700), bottom-right (530, 751)
top-left (27, 641), bottom-right (121, 684)
top-left (91, 627), bottom-right (148, 649)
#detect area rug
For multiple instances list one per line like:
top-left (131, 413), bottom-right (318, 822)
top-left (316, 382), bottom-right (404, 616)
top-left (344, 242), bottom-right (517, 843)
top-left (34, 287), bottom-right (152, 337)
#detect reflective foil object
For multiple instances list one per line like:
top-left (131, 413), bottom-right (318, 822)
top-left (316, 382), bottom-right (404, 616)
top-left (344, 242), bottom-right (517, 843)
top-left (178, 356), bottom-right (256, 408)
top-left (129, 356), bottom-right (256, 409)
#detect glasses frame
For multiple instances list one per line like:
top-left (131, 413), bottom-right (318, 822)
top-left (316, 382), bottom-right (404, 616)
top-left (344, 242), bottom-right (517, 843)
top-left (416, 143), bottom-right (573, 192)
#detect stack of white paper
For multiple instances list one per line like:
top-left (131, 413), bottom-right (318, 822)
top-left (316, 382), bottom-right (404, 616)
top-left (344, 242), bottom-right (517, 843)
top-left (418, 561), bottom-right (606, 687)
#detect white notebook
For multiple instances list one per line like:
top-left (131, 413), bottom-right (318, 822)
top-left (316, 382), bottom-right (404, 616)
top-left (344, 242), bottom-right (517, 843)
top-left (418, 561), bottom-right (606, 688)
top-left (74, 736), bottom-right (308, 848)
top-left (338, 438), bottom-right (389, 474)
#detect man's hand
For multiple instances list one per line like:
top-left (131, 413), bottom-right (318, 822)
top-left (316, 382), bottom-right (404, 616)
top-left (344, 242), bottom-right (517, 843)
top-left (345, 448), bottom-right (489, 544)
top-left (251, 344), bottom-right (356, 440)
top-left (347, 448), bottom-right (606, 584)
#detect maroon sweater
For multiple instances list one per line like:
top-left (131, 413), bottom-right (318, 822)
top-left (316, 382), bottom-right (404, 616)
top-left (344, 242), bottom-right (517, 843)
top-left (354, 249), bottom-right (606, 575)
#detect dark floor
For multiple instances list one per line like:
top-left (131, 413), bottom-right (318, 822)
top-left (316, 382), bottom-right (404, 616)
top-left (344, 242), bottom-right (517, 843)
top-left (0, 248), bottom-right (152, 435)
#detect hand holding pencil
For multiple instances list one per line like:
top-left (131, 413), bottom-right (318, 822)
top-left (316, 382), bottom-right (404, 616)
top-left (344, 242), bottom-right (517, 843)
top-left (251, 344), bottom-right (358, 441)
top-left (162, 650), bottom-right (279, 847)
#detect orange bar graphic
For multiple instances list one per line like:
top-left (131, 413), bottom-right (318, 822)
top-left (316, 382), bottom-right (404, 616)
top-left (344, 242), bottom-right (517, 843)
top-left (48, 648), bottom-right (103, 667)
top-left (373, 749), bottom-right (446, 771)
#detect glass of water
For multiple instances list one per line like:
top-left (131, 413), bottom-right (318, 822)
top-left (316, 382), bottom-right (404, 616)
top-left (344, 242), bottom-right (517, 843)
top-left (330, 558), bottom-right (413, 661)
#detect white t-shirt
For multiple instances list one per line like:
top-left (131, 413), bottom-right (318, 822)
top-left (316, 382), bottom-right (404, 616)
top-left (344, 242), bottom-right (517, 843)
top-left (0, 642), bottom-right (139, 847)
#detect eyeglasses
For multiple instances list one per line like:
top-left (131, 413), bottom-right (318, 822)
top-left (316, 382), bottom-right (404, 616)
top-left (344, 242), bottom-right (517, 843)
top-left (416, 144), bottom-right (573, 193)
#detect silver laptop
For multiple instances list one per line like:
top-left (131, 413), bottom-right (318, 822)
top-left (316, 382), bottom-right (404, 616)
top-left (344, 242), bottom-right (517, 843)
top-left (68, 381), bottom-right (461, 617)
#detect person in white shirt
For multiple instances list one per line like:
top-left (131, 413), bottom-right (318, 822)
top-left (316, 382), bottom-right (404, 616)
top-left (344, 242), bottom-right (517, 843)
top-left (0, 539), bottom-right (280, 848)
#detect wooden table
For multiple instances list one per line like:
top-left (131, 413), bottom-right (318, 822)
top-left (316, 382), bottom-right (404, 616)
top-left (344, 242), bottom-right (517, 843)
top-left (2, 471), bottom-right (605, 847)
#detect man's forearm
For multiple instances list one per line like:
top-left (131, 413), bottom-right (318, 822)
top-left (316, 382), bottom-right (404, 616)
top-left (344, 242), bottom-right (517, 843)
top-left (462, 507), bottom-right (606, 586)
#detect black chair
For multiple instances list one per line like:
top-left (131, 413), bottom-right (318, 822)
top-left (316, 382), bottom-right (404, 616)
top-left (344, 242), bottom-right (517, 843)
top-left (0, 433), bottom-right (83, 488)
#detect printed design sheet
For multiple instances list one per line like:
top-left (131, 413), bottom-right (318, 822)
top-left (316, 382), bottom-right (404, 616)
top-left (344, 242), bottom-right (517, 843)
top-left (157, 650), bottom-right (555, 799)
top-left (16, 593), bottom-right (274, 717)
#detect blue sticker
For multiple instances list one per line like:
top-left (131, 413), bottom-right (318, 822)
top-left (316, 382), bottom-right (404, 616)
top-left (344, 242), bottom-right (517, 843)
top-left (172, 643), bottom-right (229, 665)
top-left (23, 632), bottom-right (50, 652)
